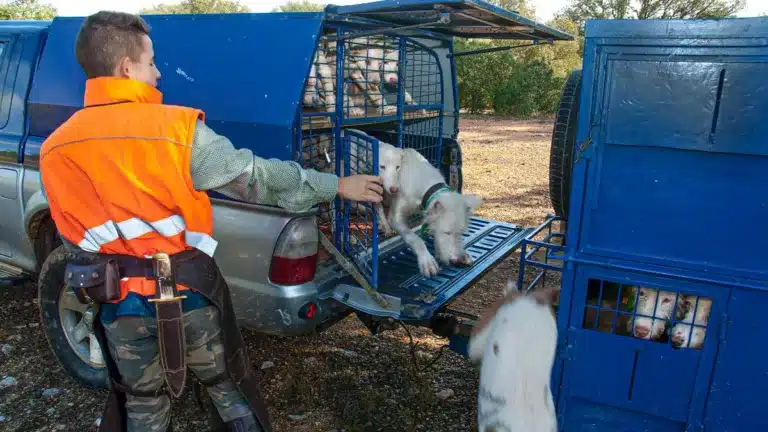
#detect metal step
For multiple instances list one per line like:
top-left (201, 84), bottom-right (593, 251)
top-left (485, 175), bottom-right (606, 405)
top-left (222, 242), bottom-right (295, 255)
top-left (0, 262), bottom-right (28, 286)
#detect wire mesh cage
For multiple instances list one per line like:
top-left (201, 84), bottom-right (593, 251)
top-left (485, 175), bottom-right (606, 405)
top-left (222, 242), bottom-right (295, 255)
top-left (583, 279), bottom-right (712, 350)
top-left (297, 25), bottom-right (446, 291)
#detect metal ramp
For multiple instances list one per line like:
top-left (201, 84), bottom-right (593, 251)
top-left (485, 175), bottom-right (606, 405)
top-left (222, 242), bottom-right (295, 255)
top-left (321, 217), bottom-right (531, 321)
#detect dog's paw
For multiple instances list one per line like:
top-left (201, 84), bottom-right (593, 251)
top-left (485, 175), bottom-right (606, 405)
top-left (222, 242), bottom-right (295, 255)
top-left (455, 251), bottom-right (474, 267)
top-left (348, 107), bottom-right (366, 117)
top-left (418, 254), bottom-right (440, 277)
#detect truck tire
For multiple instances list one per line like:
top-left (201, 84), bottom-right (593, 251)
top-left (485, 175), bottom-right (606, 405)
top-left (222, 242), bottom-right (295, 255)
top-left (549, 69), bottom-right (582, 218)
top-left (32, 216), bottom-right (61, 273)
top-left (38, 245), bottom-right (109, 389)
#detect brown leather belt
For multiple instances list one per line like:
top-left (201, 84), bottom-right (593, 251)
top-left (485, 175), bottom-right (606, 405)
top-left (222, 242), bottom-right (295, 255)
top-left (65, 249), bottom-right (205, 399)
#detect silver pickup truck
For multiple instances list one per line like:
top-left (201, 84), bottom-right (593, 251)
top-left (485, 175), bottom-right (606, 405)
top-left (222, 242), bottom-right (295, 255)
top-left (0, 2), bottom-right (572, 389)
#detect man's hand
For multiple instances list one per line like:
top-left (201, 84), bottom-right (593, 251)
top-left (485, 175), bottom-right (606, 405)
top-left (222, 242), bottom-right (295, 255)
top-left (338, 175), bottom-right (384, 203)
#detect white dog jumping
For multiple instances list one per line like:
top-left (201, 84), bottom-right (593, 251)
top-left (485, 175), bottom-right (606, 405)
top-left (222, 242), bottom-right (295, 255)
top-left (469, 281), bottom-right (560, 432)
top-left (381, 145), bottom-right (482, 277)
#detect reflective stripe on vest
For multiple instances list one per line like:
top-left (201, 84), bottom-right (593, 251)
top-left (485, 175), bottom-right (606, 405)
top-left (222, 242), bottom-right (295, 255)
top-left (39, 77), bottom-right (216, 302)
top-left (78, 215), bottom-right (218, 257)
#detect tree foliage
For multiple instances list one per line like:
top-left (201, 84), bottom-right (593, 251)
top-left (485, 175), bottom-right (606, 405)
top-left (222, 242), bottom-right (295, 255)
top-left (488, 0), bottom-right (536, 19)
top-left (0, 0), bottom-right (56, 20)
top-left (454, 15), bottom-right (583, 116)
top-left (274, 1), bottom-right (325, 12)
top-left (560, 0), bottom-right (746, 30)
top-left (140, 0), bottom-right (250, 15)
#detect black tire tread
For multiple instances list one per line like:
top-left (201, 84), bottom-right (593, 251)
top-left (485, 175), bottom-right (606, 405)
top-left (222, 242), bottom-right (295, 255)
top-left (549, 69), bottom-right (583, 218)
top-left (37, 245), bottom-right (109, 389)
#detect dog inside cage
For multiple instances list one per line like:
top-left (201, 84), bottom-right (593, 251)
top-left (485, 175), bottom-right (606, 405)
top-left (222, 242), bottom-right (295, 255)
top-left (583, 279), bottom-right (712, 350)
top-left (301, 34), bottom-right (436, 121)
top-left (296, 27), bottom-right (448, 287)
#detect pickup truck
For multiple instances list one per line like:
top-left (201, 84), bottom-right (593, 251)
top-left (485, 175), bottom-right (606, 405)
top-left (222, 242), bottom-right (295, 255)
top-left (0, 1), bottom-right (573, 389)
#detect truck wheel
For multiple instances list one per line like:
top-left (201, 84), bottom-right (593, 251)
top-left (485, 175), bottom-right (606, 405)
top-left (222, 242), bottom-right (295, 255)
top-left (32, 216), bottom-right (61, 273)
top-left (38, 245), bottom-right (109, 389)
top-left (549, 69), bottom-right (582, 218)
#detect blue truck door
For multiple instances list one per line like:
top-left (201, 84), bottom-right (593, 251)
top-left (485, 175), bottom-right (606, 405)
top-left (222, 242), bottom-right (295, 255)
top-left (0, 31), bottom-right (43, 264)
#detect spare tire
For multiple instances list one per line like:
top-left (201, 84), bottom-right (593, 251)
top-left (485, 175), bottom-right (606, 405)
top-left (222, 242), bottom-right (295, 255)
top-left (549, 69), bottom-right (582, 218)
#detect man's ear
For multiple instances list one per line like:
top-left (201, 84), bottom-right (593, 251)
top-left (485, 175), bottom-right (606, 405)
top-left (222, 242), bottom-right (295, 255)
top-left (463, 194), bottom-right (483, 213)
top-left (115, 55), bottom-right (133, 79)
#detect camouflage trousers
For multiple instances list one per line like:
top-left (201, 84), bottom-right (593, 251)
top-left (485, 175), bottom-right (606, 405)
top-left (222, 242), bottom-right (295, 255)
top-left (102, 305), bottom-right (254, 431)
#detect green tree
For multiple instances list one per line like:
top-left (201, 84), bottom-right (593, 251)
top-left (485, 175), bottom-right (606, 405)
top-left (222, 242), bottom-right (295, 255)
top-left (140, 0), bottom-right (249, 15)
top-left (453, 14), bottom-right (583, 116)
top-left (0, 0), bottom-right (57, 20)
top-left (489, 0), bottom-right (536, 19)
top-left (274, 1), bottom-right (324, 12)
top-left (560, 0), bottom-right (746, 31)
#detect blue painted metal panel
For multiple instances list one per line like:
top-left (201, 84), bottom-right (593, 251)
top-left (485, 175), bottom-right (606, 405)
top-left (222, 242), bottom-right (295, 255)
top-left (27, 13), bottom-right (324, 161)
top-left (572, 31), bottom-right (768, 283)
top-left (329, 0), bottom-right (573, 41)
top-left (584, 17), bottom-right (768, 39)
top-left (704, 289), bottom-right (768, 430)
top-left (528, 16), bottom-right (768, 432)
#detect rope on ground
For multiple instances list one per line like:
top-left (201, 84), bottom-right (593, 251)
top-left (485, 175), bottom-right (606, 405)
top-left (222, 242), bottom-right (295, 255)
top-left (397, 319), bottom-right (449, 373)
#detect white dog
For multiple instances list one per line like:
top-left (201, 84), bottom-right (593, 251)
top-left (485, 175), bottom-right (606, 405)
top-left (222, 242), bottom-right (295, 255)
top-left (382, 146), bottom-right (482, 277)
top-left (313, 130), bottom-right (402, 236)
top-left (469, 281), bottom-right (560, 432)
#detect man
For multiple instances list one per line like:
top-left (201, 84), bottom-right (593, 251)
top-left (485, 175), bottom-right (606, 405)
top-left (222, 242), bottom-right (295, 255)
top-left (39, 10), bottom-right (383, 432)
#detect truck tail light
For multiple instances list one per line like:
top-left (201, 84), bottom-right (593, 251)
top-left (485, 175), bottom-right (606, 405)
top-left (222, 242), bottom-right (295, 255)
top-left (269, 216), bottom-right (319, 285)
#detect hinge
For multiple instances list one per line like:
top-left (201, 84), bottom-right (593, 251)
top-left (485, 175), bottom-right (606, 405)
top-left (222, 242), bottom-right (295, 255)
top-left (719, 311), bottom-right (729, 342)
top-left (573, 135), bottom-right (592, 165)
top-left (557, 341), bottom-right (573, 361)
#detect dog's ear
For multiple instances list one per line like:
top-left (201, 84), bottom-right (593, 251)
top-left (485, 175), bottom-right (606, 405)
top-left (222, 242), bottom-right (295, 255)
top-left (463, 194), bottom-right (483, 213)
top-left (504, 279), bottom-right (520, 295)
top-left (395, 147), bottom-right (405, 163)
top-left (532, 286), bottom-right (561, 306)
top-left (427, 199), bottom-right (444, 219)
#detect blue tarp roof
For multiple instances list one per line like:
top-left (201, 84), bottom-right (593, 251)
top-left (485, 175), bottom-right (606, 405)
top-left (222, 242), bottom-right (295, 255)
top-left (28, 12), bottom-right (325, 160)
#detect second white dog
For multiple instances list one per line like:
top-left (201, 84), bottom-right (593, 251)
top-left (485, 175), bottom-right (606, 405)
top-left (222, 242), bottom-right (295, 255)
top-left (469, 281), bottom-right (560, 432)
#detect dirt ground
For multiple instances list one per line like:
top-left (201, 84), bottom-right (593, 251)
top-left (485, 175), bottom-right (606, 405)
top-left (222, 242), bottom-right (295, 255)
top-left (0, 117), bottom-right (560, 432)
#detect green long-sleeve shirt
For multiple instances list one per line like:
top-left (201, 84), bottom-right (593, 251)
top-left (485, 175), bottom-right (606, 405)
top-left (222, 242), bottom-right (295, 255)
top-left (190, 120), bottom-right (338, 211)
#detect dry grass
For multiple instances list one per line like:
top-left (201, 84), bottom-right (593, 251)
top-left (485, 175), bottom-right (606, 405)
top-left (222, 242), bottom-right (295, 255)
top-left (0, 117), bottom-right (561, 432)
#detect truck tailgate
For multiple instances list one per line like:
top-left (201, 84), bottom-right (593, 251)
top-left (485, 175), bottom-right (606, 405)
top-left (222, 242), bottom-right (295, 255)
top-left (322, 217), bottom-right (531, 321)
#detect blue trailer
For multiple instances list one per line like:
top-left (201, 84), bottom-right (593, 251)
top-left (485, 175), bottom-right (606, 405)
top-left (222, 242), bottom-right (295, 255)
top-left (521, 16), bottom-right (768, 432)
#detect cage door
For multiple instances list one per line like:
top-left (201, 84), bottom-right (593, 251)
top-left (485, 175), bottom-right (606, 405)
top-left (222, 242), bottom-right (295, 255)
top-left (558, 273), bottom-right (725, 430)
top-left (339, 129), bottom-right (380, 290)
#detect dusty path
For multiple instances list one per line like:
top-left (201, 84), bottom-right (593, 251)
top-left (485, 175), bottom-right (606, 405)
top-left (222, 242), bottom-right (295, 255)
top-left (0, 117), bottom-right (557, 432)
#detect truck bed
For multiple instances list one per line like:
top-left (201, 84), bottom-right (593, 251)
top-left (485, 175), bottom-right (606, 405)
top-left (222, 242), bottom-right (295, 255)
top-left (322, 217), bottom-right (531, 321)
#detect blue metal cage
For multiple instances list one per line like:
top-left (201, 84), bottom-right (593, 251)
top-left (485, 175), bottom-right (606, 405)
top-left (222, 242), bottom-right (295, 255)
top-left (297, 14), bottom-right (450, 292)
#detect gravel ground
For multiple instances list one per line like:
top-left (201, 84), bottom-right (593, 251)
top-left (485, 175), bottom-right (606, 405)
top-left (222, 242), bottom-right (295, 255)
top-left (0, 117), bottom-right (561, 432)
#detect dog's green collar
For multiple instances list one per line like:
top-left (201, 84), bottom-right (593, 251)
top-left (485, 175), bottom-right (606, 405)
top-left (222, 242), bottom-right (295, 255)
top-left (419, 183), bottom-right (452, 237)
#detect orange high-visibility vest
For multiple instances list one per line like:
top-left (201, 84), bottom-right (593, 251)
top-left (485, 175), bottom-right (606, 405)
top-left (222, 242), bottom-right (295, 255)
top-left (40, 77), bottom-right (215, 302)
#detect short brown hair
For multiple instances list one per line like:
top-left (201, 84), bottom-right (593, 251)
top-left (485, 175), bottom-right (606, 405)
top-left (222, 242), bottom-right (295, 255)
top-left (75, 11), bottom-right (151, 79)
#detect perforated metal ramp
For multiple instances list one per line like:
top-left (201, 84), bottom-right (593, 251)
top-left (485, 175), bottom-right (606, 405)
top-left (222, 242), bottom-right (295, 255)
top-left (323, 217), bottom-right (531, 321)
